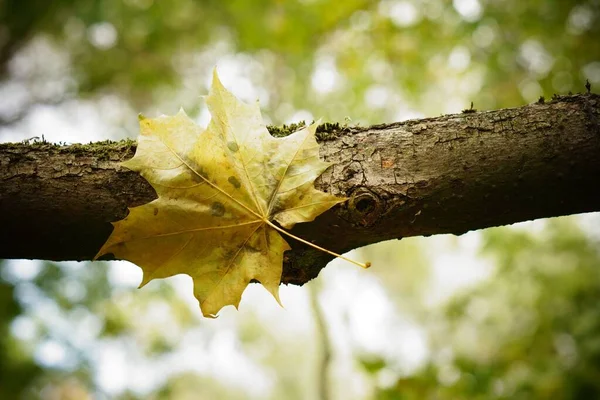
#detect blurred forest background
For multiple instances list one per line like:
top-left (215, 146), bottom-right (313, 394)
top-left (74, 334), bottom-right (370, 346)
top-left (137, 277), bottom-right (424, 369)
top-left (1, 0), bottom-right (599, 399)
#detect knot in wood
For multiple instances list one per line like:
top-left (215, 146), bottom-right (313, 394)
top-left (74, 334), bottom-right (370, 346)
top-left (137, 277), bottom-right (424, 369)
top-left (348, 188), bottom-right (382, 227)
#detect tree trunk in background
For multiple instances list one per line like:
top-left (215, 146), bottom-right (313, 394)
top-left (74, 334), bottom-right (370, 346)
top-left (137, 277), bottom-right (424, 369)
top-left (1, 93), bottom-right (599, 284)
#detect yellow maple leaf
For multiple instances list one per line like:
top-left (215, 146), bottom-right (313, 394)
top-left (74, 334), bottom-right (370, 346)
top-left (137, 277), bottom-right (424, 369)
top-left (96, 71), bottom-right (367, 317)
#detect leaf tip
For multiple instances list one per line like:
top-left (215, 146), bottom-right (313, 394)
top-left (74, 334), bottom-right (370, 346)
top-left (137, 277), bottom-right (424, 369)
top-left (119, 159), bottom-right (131, 169)
top-left (273, 291), bottom-right (284, 308)
top-left (211, 67), bottom-right (223, 89)
top-left (276, 298), bottom-right (285, 310)
top-left (337, 196), bottom-right (350, 204)
top-left (94, 242), bottom-right (115, 261)
top-left (138, 274), bottom-right (152, 289)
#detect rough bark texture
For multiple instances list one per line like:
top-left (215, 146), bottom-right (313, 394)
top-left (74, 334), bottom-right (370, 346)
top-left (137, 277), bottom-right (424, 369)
top-left (1, 94), bottom-right (599, 285)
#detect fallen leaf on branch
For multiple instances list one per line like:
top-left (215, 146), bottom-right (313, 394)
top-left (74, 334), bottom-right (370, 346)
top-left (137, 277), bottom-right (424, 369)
top-left (96, 70), bottom-right (368, 317)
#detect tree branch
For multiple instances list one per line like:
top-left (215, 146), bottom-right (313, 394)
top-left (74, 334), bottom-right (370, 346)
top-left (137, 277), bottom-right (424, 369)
top-left (1, 94), bottom-right (599, 284)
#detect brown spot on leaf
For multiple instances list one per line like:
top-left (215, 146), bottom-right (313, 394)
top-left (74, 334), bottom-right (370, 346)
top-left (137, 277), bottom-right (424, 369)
top-left (228, 176), bottom-right (241, 189)
top-left (211, 201), bottom-right (225, 217)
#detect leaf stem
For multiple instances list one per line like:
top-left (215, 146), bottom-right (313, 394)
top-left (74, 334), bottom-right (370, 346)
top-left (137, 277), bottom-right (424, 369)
top-left (265, 220), bottom-right (371, 269)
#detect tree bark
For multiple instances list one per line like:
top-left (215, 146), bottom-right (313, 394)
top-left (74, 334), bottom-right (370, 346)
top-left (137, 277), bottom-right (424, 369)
top-left (1, 94), bottom-right (599, 285)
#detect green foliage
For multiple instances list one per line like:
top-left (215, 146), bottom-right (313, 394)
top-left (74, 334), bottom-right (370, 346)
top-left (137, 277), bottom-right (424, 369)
top-left (2, 0), bottom-right (598, 125)
top-left (372, 219), bottom-right (600, 399)
top-left (0, 268), bottom-right (42, 398)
